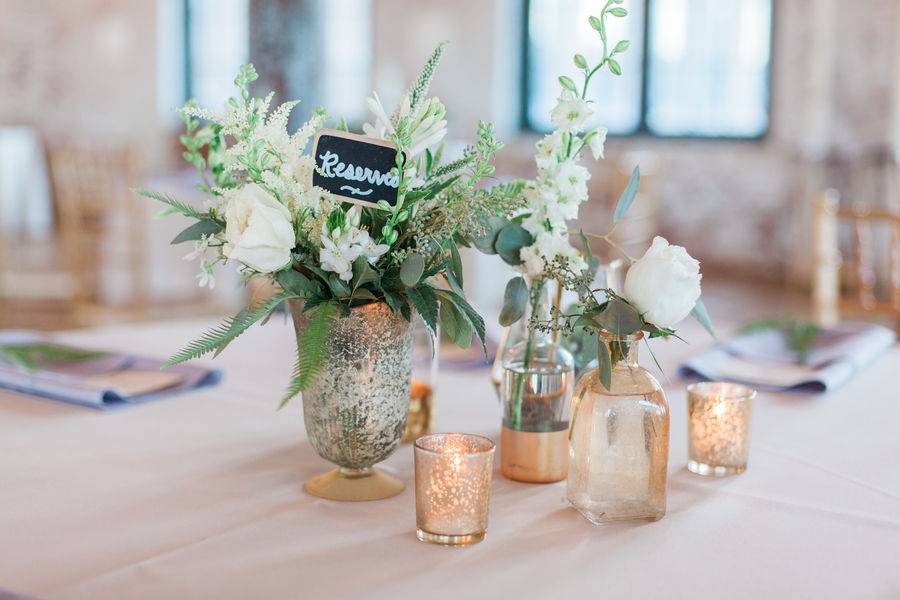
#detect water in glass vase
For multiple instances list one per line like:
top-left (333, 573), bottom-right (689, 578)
top-left (567, 331), bottom-right (669, 523)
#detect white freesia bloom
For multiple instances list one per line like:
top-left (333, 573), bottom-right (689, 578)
top-left (623, 236), bottom-right (702, 328)
top-left (586, 126), bottom-right (608, 160)
top-left (550, 90), bottom-right (593, 132)
top-left (223, 183), bottom-right (295, 273)
top-left (319, 232), bottom-right (358, 281)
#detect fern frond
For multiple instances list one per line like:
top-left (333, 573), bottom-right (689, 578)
top-left (279, 301), bottom-right (337, 407)
top-left (164, 291), bottom-right (295, 368)
top-left (132, 187), bottom-right (208, 221)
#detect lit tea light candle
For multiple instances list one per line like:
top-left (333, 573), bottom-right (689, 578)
top-left (687, 382), bottom-right (756, 477)
top-left (414, 433), bottom-right (495, 545)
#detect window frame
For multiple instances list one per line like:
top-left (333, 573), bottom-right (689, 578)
top-left (520, 0), bottom-right (775, 141)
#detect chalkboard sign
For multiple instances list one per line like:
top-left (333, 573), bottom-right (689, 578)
top-left (311, 129), bottom-right (400, 207)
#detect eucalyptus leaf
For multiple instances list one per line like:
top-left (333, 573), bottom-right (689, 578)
top-left (495, 224), bottom-right (533, 266)
top-left (400, 252), bottom-right (426, 287)
top-left (499, 276), bottom-right (528, 326)
top-left (448, 241), bottom-right (464, 289)
top-left (597, 298), bottom-right (642, 334)
top-left (589, 15), bottom-right (602, 31)
top-left (170, 219), bottom-right (222, 244)
top-left (613, 40), bottom-right (630, 53)
top-left (573, 54), bottom-right (588, 69)
top-left (691, 297), bottom-right (716, 338)
top-left (597, 339), bottom-right (613, 391)
top-left (608, 7), bottom-right (627, 16)
top-left (473, 216), bottom-right (508, 254)
top-left (612, 165), bottom-right (640, 222)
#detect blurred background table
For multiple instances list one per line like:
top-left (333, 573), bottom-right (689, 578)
top-left (1, 316), bottom-right (898, 600)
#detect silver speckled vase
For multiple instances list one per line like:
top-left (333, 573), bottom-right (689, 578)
top-left (289, 300), bottom-right (413, 501)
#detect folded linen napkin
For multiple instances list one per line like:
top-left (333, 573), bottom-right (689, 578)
top-left (679, 322), bottom-right (896, 393)
top-left (0, 331), bottom-right (221, 410)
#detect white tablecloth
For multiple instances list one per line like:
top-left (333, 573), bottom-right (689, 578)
top-left (1, 318), bottom-right (899, 600)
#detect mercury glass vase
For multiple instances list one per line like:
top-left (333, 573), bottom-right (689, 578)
top-left (567, 330), bottom-right (669, 523)
top-left (289, 300), bottom-right (413, 501)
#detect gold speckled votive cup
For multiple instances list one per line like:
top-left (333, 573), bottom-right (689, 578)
top-left (414, 433), bottom-right (495, 545)
top-left (687, 382), bottom-right (756, 477)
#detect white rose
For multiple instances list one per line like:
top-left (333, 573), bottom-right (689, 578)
top-left (223, 183), bottom-right (295, 273)
top-left (623, 236), bottom-right (702, 329)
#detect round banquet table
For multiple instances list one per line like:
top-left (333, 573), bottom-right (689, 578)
top-left (1, 317), bottom-right (898, 600)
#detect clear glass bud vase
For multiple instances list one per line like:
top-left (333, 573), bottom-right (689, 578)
top-left (567, 330), bottom-right (669, 523)
top-left (499, 283), bottom-right (574, 483)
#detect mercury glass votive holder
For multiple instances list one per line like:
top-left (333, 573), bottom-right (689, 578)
top-left (414, 433), bottom-right (495, 546)
top-left (687, 382), bottom-right (757, 477)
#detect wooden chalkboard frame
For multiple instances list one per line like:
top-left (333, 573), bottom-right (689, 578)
top-left (310, 129), bottom-right (401, 208)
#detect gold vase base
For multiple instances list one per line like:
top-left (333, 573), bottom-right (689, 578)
top-left (688, 460), bottom-right (746, 477)
top-left (304, 467), bottom-right (404, 501)
top-left (416, 529), bottom-right (485, 546)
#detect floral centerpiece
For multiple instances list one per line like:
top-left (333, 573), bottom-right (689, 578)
top-left (134, 44), bottom-right (524, 500)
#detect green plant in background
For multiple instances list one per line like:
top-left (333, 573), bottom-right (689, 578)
top-left (740, 318), bottom-right (821, 364)
top-left (0, 343), bottom-right (108, 372)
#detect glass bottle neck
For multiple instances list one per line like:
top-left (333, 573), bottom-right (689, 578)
top-left (600, 332), bottom-right (642, 367)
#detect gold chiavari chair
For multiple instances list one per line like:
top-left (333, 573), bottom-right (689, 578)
top-left (47, 143), bottom-right (148, 321)
top-left (812, 189), bottom-right (900, 329)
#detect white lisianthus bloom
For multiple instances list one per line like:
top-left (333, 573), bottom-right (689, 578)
top-left (623, 236), bottom-right (702, 329)
top-left (550, 90), bottom-right (593, 132)
top-left (223, 183), bottom-right (295, 273)
top-left (586, 126), bottom-right (608, 160)
top-left (553, 160), bottom-right (590, 204)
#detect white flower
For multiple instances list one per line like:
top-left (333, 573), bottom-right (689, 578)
top-left (222, 183), bottom-right (295, 273)
top-left (535, 132), bottom-right (564, 171)
top-left (553, 160), bottom-right (590, 205)
top-left (363, 92), bottom-right (447, 158)
top-left (183, 234), bottom-right (211, 262)
top-left (550, 90), bottom-right (593, 132)
top-left (196, 260), bottom-right (216, 289)
top-left (362, 91), bottom-right (393, 140)
top-left (519, 231), bottom-right (587, 279)
top-left (623, 236), bottom-right (702, 329)
top-left (319, 233), bottom-right (357, 281)
top-left (362, 238), bottom-right (389, 264)
top-left (586, 126), bottom-right (608, 160)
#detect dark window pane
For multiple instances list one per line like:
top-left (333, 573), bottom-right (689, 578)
top-left (645, 0), bottom-right (772, 137)
top-left (526, 0), bottom-right (645, 134)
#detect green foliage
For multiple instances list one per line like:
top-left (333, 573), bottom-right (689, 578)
top-left (279, 301), bottom-right (338, 407)
top-left (399, 253), bottom-right (426, 287)
top-left (740, 318), bottom-right (820, 364)
top-left (495, 224), bottom-right (533, 265)
top-left (171, 219), bottom-right (222, 245)
top-left (0, 343), bottom-right (108, 372)
top-left (132, 188), bottom-right (211, 222)
top-left (499, 276), bottom-right (529, 326)
top-left (407, 41), bottom-right (447, 114)
top-left (597, 337), bottom-right (612, 391)
top-left (691, 297), bottom-right (716, 338)
top-left (164, 292), bottom-right (296, 368)
top-left (612, 166), bottom-right (640, 222)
